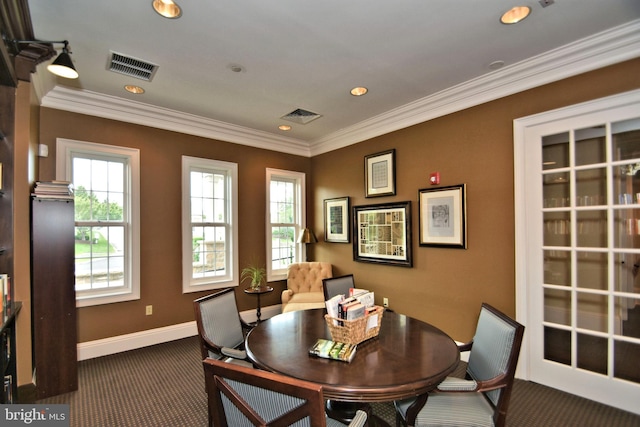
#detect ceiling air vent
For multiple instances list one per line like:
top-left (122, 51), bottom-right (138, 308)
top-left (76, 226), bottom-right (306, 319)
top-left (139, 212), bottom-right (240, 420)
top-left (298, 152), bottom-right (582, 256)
top-left (107, 52), bottom-right (159, 81)
top-left (281, 108), bottom-right (322, 125)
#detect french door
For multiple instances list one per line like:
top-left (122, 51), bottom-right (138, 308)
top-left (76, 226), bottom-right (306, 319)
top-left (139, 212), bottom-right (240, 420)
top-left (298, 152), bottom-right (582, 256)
top-left (515, 89), bottom-right (640, 415)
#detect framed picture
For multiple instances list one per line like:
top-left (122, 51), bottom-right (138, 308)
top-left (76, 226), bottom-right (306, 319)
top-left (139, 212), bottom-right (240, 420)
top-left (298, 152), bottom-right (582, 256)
top-left (418, 184), bottom-right (467, 249)
top-left (324, 197), bottom-right (350, 243)
top-left (353, 201), bottom-right (412, 267)
top-left (365, 149), bottom-right (395, 197)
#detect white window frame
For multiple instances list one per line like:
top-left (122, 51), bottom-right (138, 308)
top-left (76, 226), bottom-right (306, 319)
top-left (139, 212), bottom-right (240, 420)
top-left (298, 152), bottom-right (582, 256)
top-left (57, 138), bottom-right (141, 307)
top-left (182, 156), bottom-right (239, 293)
top-left (266, 168), bottom-right (306, 281)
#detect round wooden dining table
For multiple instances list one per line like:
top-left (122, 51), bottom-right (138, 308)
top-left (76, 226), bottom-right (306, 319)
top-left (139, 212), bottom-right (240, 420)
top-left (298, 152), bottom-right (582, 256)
top-left (245, 308), bottom-right (459, 424)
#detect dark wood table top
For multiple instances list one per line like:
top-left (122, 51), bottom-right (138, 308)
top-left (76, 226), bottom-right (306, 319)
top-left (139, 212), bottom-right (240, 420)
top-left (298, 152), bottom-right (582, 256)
top-left (245, 309), bottom-right (459, 402)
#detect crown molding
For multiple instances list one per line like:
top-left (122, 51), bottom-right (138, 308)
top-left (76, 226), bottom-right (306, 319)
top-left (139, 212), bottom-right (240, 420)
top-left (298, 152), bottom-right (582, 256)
top-left (40, 86), bottom-right (312, 157)
top-left (38, 19), bottom-right (640, 158)
top-left (309, 19), bottom-right (640, 155)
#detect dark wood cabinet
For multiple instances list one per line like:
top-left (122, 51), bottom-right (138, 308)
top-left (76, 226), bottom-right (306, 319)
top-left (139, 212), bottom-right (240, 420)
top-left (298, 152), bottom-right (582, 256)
top-left (1, 302), bottom-right (21, 403)
top-left (31, 197), bottom-right (77, 399)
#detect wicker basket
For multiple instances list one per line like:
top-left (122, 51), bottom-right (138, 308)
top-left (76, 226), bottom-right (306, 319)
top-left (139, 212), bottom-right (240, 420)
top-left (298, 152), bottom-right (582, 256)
top-left (324, 305), bottom-right (384, 345)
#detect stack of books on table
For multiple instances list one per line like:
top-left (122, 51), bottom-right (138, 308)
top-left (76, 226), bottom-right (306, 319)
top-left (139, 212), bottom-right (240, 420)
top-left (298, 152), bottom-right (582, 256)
top-left (32, 181), bottom-right (74, 199)
top-left (308, 338), bottom-right (357, 363)
top-left (325, 289), bottom-right (376, 325)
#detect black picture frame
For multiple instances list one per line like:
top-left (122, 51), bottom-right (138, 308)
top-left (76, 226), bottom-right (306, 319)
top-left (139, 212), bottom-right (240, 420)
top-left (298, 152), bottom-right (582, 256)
top-left (365, 149), bottom-right (396, 197)
top-left (324, 197), bottom-right (350, 243)
top-left (418, 184), bottom-right (467, 249)
top-left (352, 201), bottom-right (412, 267)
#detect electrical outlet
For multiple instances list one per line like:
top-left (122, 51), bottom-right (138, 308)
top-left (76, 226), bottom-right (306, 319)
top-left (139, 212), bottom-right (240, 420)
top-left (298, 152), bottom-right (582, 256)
top-left (146, 305), bottom-right (153, 315)
top-left (383, 297), bottom-right (389, 308)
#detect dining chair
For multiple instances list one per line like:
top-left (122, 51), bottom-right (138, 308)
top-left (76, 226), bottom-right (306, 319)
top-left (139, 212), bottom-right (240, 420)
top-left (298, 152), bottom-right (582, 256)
top-left (322, 274), bottom-right (355, 301)
top-left (203, 357), bottom-right (368, 427)
top-left (394, 303), bottom-right (525, 427)
top-left (193, 288), bottom-right (253, 367)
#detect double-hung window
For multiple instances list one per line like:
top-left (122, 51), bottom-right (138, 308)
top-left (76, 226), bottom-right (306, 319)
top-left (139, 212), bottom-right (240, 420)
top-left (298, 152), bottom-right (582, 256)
top-left (57, 139), bottom-right (140, 307)
top-left (182, 156), bottom-right (238, 293)
top-left (266, 169), bottom-right (306, 281)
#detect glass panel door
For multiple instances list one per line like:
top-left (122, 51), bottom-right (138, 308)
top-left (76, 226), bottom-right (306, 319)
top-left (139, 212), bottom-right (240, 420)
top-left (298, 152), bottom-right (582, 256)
top-left (541, 119), bottom-right (640, 384)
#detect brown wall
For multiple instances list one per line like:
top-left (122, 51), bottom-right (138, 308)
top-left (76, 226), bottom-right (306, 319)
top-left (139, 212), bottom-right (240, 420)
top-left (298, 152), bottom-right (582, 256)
top-left (37, 111), bottom-right (309, 342)
top-left (311, 58), bottom-right (640, 342)
top-left (35, 58), bottom-right (640, 345)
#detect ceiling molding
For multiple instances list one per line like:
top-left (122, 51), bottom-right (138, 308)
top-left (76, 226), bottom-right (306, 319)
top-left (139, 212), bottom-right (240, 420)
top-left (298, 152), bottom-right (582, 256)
top-left (39, 86), bottom-right (312, 157)
top-left (309, 19), bottom-right (640, 156)
top-left (38, 19), bottom-right (640, 158)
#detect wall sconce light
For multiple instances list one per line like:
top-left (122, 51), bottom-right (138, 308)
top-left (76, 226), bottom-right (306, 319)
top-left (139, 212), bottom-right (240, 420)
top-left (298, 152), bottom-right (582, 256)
top-left (12, 40), bottom-right (79, 79)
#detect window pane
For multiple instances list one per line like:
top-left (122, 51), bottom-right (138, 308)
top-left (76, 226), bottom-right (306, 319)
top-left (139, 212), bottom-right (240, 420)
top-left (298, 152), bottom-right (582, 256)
top-left (576, 251), bottom-right (607, 291)
top-left (614, 254), bottom-right (640, 295)
top-left (192, 226), bottom-right (226, 278)
top-left (270, 180), bottom-right (295, 224)
top-left (611, 118), bottom-right (640, 162)
top-left (544, 211), bottom-right (571, 247)
top-left (544, 288), bottom-right (571, 326)
top-left (576, 210), bottom-right (607, 248)
top-left (271, 226), bottom-right (294, 269)
top-left (577, 292), bottom-right (607, 333)
top-left (614, 208), bottom-right (640, 248)
top-left (544, 250), bottom-right (571, 286)
top-left (543, 172), bottom-right (570, 208)
top-left (75, 225), bottom-right (125, 291)
top-left (542, 132), bottom-right (570, 170)
top-left (575, 126), bottom-right (606, 166)
top-left (575, 168), bottom-right (605, 206)
top-left (615, 340), bottom-right (640, 383)
top-left (577, 333), bottom-right (607, 374)
top-left (544, 326), bottom-right (571, 366)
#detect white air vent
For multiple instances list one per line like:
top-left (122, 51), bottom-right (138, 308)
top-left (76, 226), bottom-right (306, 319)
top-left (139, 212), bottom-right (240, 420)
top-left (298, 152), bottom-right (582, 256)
top-left (281, 108), bottom-right (322, 125)
top-left (107, 52), bottom-right (159, 81)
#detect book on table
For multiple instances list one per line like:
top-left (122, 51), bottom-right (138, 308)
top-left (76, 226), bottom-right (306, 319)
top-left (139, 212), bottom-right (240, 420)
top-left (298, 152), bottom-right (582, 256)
top-left (308, 339), bottom-right (357, 363)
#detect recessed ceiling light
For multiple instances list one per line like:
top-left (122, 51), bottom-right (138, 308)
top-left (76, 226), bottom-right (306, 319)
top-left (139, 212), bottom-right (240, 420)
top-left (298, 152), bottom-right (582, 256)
top-left (152, 0), bottom-right (182, 19)
top-left (489, 60), bottom-right (505, 70)
top-left (278, 125), bottom-right (292, 131)
top-left (500, 6), bottom-right (531, 24)
top-left (350, 87), bottom-right (368, 96)
top-left (125, 85), bottom-right (145, 94)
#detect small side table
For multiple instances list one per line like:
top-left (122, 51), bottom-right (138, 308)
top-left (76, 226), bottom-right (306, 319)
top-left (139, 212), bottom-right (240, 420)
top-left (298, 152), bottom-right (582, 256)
top-left (244, 286), bottom-right (274, 323)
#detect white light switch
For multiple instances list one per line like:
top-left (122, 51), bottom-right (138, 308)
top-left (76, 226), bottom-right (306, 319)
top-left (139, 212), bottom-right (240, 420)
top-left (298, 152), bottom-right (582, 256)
top-left (38, 144), bottom-right (49, 157)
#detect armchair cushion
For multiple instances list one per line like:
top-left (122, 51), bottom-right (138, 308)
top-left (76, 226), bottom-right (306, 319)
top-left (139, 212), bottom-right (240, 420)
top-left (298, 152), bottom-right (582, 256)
top-left (396, 392), bottom-right (494, 427)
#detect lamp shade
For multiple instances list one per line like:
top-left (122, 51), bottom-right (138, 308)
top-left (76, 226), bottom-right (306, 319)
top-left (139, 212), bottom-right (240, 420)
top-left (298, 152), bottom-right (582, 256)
top-left (297, 228), bottom-right (317, 244)
top-left (47, 51), bottom-right (79, 79)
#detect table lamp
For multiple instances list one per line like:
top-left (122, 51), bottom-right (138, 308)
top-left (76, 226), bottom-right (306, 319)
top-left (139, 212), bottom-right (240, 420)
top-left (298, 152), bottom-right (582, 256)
top-left (298, 227), bottom-right (317, 261)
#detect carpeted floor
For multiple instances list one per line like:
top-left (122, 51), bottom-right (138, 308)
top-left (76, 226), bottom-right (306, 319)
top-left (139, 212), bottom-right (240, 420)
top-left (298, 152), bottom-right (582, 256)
top-left (37, 336), bottom-right (640, 426)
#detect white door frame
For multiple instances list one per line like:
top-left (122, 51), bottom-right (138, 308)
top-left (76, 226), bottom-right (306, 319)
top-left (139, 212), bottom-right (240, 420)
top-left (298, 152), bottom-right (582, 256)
top-left (514, 88), bottom-right (640, 415)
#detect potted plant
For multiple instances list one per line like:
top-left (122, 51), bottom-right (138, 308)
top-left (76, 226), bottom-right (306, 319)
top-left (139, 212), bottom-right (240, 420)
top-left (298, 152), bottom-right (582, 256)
top-left (241, 263), bottom-right (267, 290)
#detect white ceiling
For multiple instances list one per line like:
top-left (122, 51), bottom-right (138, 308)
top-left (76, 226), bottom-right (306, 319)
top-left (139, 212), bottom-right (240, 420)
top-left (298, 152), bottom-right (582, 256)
top-left (28, 0), bottom-right (640, 156)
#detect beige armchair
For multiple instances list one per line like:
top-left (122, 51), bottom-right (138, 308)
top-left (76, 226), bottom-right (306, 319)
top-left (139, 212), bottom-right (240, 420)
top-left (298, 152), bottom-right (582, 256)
top-left (281, 262), bottom-right (332, 313)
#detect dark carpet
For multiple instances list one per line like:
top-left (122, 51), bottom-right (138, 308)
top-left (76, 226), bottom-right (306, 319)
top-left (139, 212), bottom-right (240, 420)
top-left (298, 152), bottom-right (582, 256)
top-left (37, 336), bottom-right (640, 426)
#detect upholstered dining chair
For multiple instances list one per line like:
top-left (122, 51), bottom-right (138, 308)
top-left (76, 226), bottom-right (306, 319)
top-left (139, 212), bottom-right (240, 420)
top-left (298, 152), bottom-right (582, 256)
top-left (281, 262), bottom-right (333, 313)
top-left (322, 274), bottom-right (355, 301)
top-left (203, 357), bottom-right (368, 427)
top-left (394, 303), bottom-right (525, 427)
top-left (193, 288), bottom-right (253, 367)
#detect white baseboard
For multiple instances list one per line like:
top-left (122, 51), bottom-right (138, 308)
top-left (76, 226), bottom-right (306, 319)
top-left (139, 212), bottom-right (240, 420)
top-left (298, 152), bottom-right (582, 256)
top-left (77, 321), bottom-right (198, 361)
top-left (76, 304), bottom-right (283, 361)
